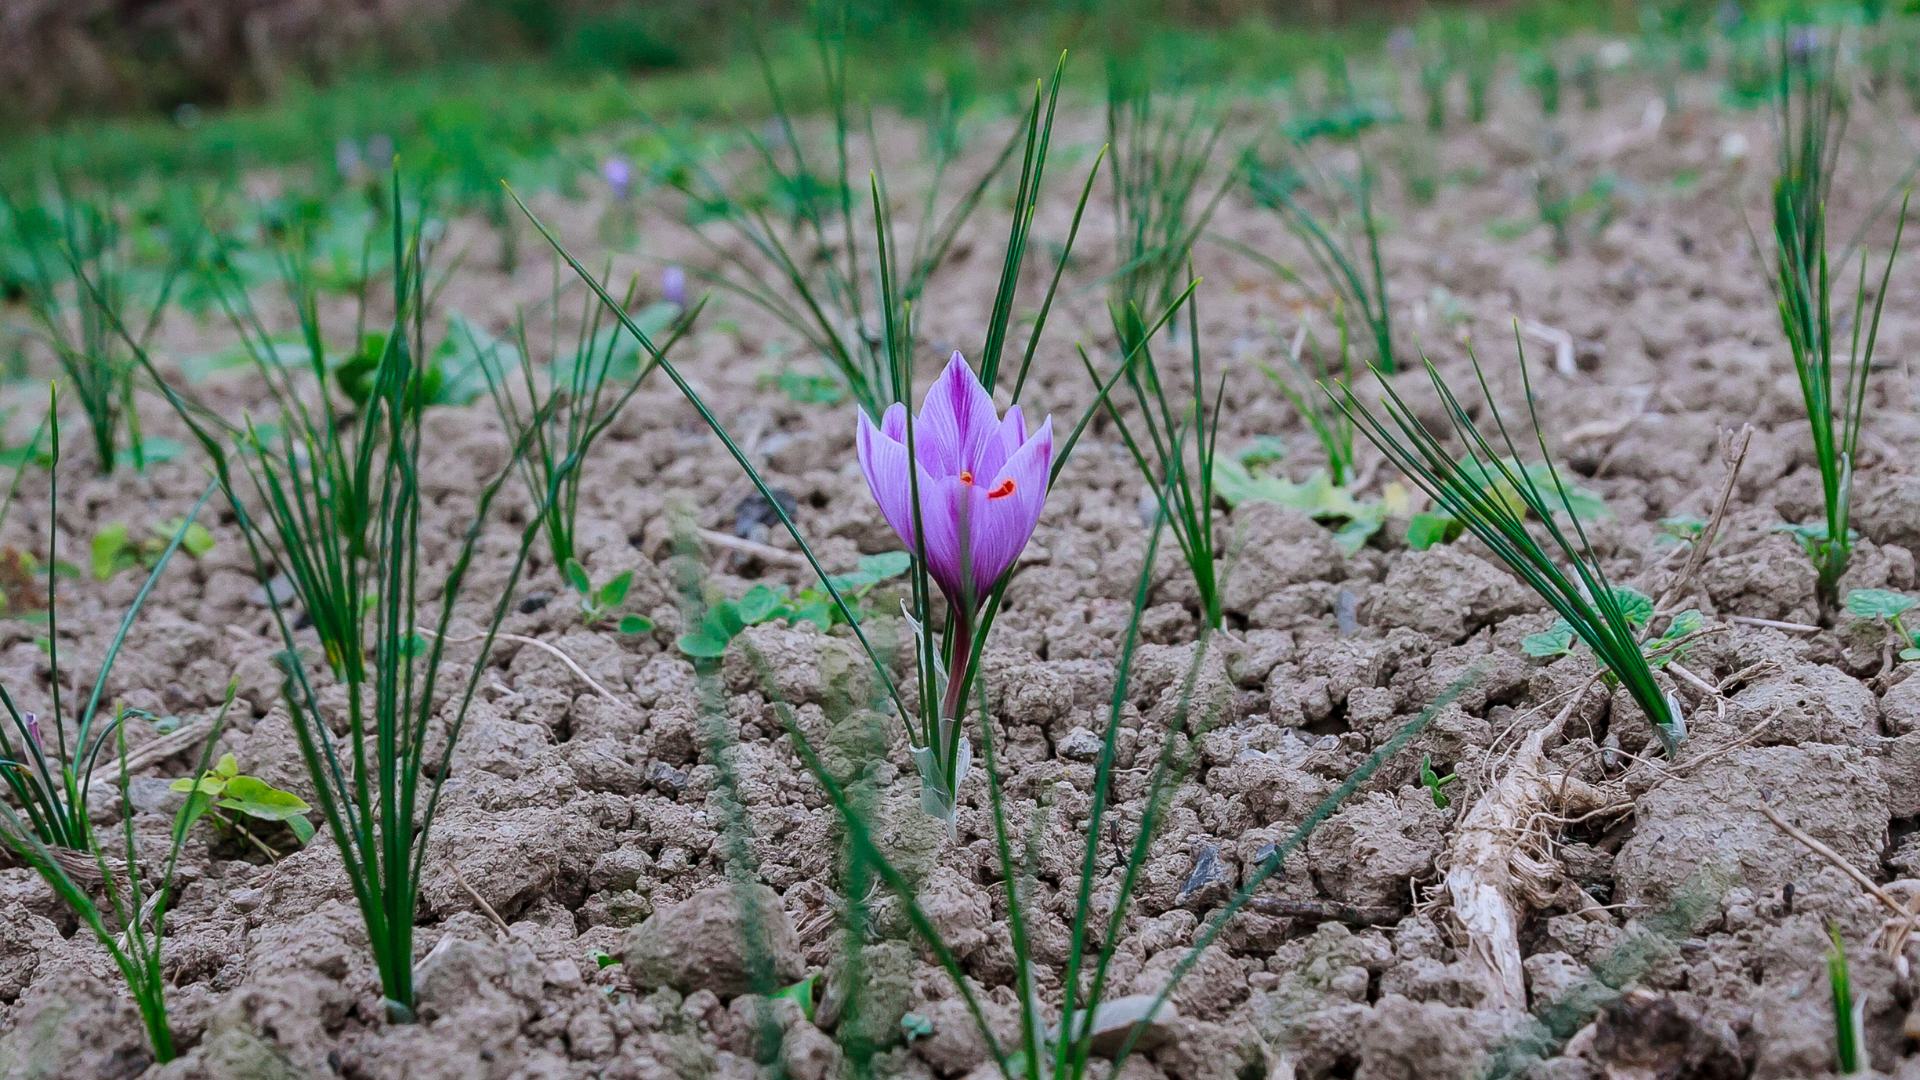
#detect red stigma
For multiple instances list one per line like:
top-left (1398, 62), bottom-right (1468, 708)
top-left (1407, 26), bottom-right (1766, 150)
top-left (959, 470), bottom-right (974, 485)
top-left (987, 478), bottom-right (1016, 500)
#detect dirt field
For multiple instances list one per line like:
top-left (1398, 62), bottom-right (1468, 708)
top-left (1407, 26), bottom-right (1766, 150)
top-left (2, 57), bottom-right (1918, 1080)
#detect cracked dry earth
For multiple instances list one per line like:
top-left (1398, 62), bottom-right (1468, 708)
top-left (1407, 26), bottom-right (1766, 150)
top-left (4, 63), bottom-right (1920, 1080)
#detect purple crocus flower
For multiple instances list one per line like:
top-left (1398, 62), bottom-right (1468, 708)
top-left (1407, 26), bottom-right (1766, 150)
top-left (603, 156), bottom-right (634, 201)
top-left (22, 711), bottom-right (39, 750)
top-left (856, 352), bottom-right (1053, 609)
top-left (1786, 26), bottom-right (1820, 63)
top-left (366, 134), bottom-right (396, 172)
top-left (661, 265), bottom-right (687, 308)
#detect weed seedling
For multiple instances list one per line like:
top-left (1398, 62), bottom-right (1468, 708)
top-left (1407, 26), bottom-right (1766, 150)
top-left (1522, 586), bottom-right (1703, 672)
top-left (2, 186), bottom-right (193, 473)
top-left (90, 517), bottom-right (215, 580)
top-left (1844, 588), bottom-right (1920, 660)
top-left (562, 562), bottom-right (654, 635)
top-left (676, 553), bottom-right (909, 659)
top-left (1419, 754), bottom-right (1459, 808)
top-left (169, 750), bottom-right (315, 851)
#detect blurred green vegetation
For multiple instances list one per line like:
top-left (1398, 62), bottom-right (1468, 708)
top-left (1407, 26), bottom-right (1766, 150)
top-left (1, 1), bottom-right (1669, 191)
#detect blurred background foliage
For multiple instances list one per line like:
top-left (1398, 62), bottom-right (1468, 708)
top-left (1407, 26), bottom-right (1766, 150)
top-left (1, 1), bottom-right (1719, 180)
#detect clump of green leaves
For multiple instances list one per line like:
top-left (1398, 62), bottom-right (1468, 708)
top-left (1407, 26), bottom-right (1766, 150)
top-left (0, 404), bottom-right (216, 852)
top-left (1522, 586), bottom-right (1702, 672)
top-left (1334, 341), bottom-right (1683, 747)
top-left (1418, 44), bottom-right (1452, 131)
top-left (1107, 70), bottom-right (1231, 322)
top-left (1572, 51), bottom-right (1602, 111)
top-left (1527, 167), bottom-right (1621, 259)
top-left (676, 552), bottom-right (909, 658)
top-left (1214, 450), bottom-right (1401, 556)
top-left (1462, 21), bottom-right (1495, 122)
top-left (1098, 76), bottom-right (1233, 630)
top-left (1528, 53), bottom-right (1562, 116)
top-left (1086, 282), bottom-right (1225, 627)
top-left (0, 410), bottom-right (225, 1063)
top-left (90, 518), bottom-right (214, 581)
top-left (170, 751), bottom-right (315, 849)
top-left (1760, 38), bottom-right (1906, 618)
top-left (1844, 588), bottom-right (1920, 660)
top-left (652, 6), bottom-right (1051, 417)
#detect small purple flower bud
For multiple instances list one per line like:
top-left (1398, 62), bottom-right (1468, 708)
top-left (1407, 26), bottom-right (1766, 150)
top-left (1388, 27), bottom-right (1416, 58)
top-left (661, 266), bottom-right (687, 308)
top-left (366, 134), bottom-right (396, 171)
top-left (603, 156), bottom-right (634, 201)
top-left (335, 138), bottom-right (363, 179)
top-left (22, 711), bottom-right (39, 750)
top-left (1786, 27), bottom-right (1820, 62)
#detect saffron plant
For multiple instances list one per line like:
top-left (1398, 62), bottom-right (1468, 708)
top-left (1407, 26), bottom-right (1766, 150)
top-left (1081, 282), bottom-right (1222, 628)
top-left (653, 0), bottom-right (1043, 417)
top-left (1240, 146), bottom-right (1397, 373)
top-left (472, 257), bottom-right (704, 579)
top-left (0, 398), bottom-right (226, 1064)
top-left (1760, 38), bottom-right (1906, 618)
top-left (0, 400), bottom-right (217, 851)
top-left (686, 484), bottom-right (1479, 1078)
top-left (515, 53), bottom-right (1114, 822)
top-left (0, 696), bottom-right (233, 1064)
top-left (127, 178), bottom-right (559, 1020)
top-left (3, 185), bottom-right (194, 472)
top-left (1333, 340), bottom-right (1684, 748)
top-left (856, 352), bottom-right (1054, 817)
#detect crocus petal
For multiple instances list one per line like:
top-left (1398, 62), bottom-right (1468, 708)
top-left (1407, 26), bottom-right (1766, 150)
top-left (919, 352), bottom-right (997, 476)
top-left (917, 471), bottom-right (968, 601)
top-left (971, 404), bottom-right (1027, 483)
top-left (857, 407), bottom-right (916, 551)
top-left (968, 416), bottom-right (1053, 595)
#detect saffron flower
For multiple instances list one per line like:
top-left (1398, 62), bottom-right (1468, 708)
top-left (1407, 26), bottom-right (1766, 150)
top-left (856, 352), bottom-right (1053, 610)
top-left (661, 265), bottom-right (688, 308)
top-left (603, 156), bottom-right (635, 201)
